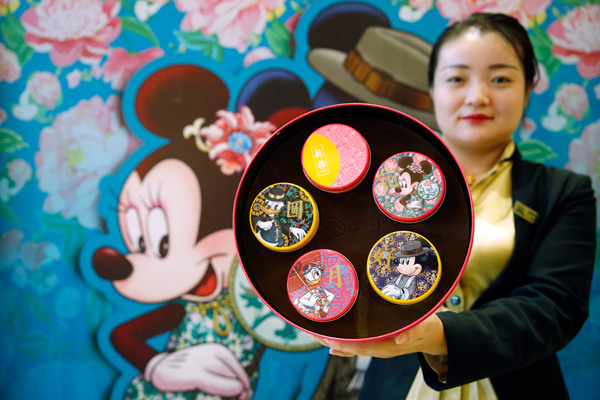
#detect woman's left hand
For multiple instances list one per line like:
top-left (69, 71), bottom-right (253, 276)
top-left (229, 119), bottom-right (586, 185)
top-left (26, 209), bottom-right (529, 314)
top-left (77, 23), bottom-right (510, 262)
top-left (310, 312), bottom-right (447, 358)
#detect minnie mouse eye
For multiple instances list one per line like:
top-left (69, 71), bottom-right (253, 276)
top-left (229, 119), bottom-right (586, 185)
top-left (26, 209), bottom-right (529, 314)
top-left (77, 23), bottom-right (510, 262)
top-left (124, 207), bottom-right (145, 253)
top-left (148, 206), bottom-right (169, 259)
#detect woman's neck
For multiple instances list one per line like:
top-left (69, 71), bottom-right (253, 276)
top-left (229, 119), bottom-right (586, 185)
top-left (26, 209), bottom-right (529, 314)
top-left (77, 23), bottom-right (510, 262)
top-left (448, 142), bottom-right (509, 184)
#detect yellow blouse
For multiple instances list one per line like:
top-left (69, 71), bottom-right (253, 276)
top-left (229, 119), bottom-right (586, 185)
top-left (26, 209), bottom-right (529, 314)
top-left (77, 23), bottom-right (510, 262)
top-left (407, 141), bottom-right (517, 400)
top-left (447, 140), bottom-right (516, 312)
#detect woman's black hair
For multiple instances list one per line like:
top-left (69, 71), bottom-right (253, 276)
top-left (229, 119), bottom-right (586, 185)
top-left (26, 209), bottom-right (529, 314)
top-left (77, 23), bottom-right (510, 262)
top-left (427, 13), bottom-right (539, 90)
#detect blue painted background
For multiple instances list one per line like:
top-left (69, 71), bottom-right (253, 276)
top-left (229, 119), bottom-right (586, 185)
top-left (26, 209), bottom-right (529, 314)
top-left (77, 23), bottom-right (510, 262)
top-left (1, 0), bottom-right (598, 398)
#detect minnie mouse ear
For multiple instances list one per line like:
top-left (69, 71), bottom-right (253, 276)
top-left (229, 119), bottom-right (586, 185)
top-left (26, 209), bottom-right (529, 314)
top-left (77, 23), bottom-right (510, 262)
top-left (307, 2), bottom-right (390, 52)
top-left (134, 64), bottom-right (229, 140)
top-left (236, 69), bottom-right (312, 127)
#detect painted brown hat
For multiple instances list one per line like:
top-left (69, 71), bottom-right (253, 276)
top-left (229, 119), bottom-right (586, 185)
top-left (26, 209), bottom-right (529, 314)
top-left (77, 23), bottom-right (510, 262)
top-left (308, 26), bottom-right (438, 130)
top-left (395, 240), bottom-right (430, 258)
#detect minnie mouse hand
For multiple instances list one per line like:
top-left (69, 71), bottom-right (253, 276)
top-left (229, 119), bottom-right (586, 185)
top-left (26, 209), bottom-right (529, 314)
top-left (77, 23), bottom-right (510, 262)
top-left (144, 343), bottom-right (251, 398)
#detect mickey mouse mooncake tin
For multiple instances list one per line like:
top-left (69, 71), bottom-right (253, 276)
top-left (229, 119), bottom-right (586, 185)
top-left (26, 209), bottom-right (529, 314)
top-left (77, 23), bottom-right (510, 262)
top-left (367, 231), bottom-right (441, 305)
top-left (287, 249), bottom-right (359, 322)
top-left (249, 182), bottom-right (319, 252)
top-left (373, 151), bottom-right (446, 223)
top-left (301, 123), bottom-right (371, 193)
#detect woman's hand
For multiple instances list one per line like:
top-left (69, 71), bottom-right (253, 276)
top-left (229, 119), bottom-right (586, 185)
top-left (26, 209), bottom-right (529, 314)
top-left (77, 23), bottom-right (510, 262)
top-left (310, 313), bottom-right (447, 358)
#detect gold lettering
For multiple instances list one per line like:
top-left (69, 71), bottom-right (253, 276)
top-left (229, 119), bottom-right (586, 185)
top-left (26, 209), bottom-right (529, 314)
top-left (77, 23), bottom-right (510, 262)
top-left (328, 264), bottom-right (342, 288)
top-left (287, 200), bottom-right (303, 218)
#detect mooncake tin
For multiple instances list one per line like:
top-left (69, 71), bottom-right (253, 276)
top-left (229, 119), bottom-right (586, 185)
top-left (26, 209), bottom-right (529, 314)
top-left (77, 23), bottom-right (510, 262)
top-left (367, 231), bottom-right (441, 305)
top-left (249, 182), bottom-right (319, 252)
top-left (301, 123), bottom-right (371, 193)
top-left (373, 151), bottom-right (446, 223)
top-left (287, 249), bottom-right (359, 322)
top-left (233, 103), bottom-right (473, 341)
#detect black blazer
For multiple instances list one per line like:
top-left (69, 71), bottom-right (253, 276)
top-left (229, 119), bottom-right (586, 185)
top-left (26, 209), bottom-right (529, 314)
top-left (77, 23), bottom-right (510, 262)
top-left (360, 150), bottom-right (597, 399)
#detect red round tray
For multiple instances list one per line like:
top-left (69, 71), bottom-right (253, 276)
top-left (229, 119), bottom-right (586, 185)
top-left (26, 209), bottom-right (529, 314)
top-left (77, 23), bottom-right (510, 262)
top-left (233, 103), bottom-right (473, 341)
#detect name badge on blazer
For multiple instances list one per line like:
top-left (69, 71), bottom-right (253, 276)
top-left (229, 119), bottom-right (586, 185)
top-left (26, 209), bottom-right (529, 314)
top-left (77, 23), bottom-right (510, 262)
top-left (514, 200), bottom-right (539, 224)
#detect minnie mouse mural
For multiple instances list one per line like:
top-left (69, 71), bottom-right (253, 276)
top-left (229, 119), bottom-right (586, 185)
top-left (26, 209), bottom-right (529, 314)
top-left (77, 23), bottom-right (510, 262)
top-left (80, 58), bottom-right (335, 400)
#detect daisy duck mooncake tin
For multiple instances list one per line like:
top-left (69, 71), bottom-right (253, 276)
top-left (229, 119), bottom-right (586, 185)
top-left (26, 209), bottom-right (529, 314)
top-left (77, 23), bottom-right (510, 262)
top-left (287, 249), bottom-right (359, 322)
top-left (249, 182), bottom-right (319, 252)
top-left (373, 151), bottom-right (446, 223)
top-left (367, 231), bottom-right (441, 305)
top-left (301, 123), bottom-right (371, 193)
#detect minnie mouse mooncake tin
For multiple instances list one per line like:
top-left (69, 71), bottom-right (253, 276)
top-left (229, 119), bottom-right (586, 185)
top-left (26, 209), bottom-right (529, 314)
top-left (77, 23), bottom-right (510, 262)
top-left (249, 182), bottom-right (319, 252)
top-left (373, 151), bottom-right (445, 223)
top-left (287, 249), bottom-right (359, 322)
top-left (301, 123), bottom-right (371, 193)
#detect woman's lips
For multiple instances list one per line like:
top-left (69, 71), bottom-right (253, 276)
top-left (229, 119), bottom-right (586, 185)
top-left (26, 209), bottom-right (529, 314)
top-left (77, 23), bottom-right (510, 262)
top-left (462, 114), bottom-right (492, 123)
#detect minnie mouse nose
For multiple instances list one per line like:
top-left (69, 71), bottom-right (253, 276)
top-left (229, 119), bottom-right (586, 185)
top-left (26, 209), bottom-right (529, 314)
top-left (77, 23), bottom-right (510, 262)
top-left (93, 247), bottom-right (133, 281)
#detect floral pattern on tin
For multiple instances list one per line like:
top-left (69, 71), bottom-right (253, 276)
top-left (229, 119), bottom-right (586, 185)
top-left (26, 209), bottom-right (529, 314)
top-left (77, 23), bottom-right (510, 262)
top-left (287, 250), bottom-right (358, 322)
top-left (367, 231), bottom-right (440, 304)
top-left (373, 152), bottom-right (445, 222)
top-left (250, 183), bottom-right (316, 249)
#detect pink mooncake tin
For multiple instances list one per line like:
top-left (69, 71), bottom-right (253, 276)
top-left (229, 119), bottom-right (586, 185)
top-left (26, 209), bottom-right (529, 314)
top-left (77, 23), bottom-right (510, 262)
top-left (301, 123), bottom-right (371, 193)
top-left (287, 249), bottom-right (359, 322)
top-left (373, 151), bottom-right (446, 223)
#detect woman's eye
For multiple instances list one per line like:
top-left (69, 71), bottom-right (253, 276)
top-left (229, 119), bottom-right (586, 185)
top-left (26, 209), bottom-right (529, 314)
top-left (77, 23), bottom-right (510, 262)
top-left (147, 206), bottom-right (169, 259)
top-left (492, 76), bottom-right (511, 84)
top-left (447, 76), bottom-right (464, 83)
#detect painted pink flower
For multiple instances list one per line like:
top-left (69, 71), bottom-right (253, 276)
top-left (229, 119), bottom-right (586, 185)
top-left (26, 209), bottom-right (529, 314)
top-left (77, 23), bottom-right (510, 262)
top-left (436, 0), bottom-right (550, 26)
top-left (199, 105), bottom-right (276, 175)
top-left (134, 0), bottom-right (169, 22)
top-left (532, 62), bottom-right (549, 94)
top-left (0, 159), bottom-right (33, 201)
top-left (102, 47), bottom-right (164, 90)
top-left (0, 229), bottom-right (59, 273)
top-left (35, 95), bottom-right (140, 229)
top-left (28, 71), bottom-right (62, 110)
top-left (556, 83), bottom-right (589, 121)
top-left (243, 47), bottom-right (274, 67)
top-left (548, 4), bottom-right (600, 80)
top-left (565, 119), bottom-right (600, 227)
top-left (518, 118), bottom-right (536, 141)
top-left (66, 69), bottom-right (82, 89)
top-left (394, 198), bottom-right (405, 212)
top-left (8, 159), bottom-right (33, 188)
top-left (0, 43), bottom-right (21, 83)
top-left (374, 181), bottom-right (387, 197)
top-left (0, 108), bottom-right (6, 125)
top-left (21, 0), bottom-right (122, 67)
top-left (400, 0), bottom-right (433, 22)
top-left (174, 0), bottom-right (285, 52)
top-left (384, 159), bottom-right (396, 172)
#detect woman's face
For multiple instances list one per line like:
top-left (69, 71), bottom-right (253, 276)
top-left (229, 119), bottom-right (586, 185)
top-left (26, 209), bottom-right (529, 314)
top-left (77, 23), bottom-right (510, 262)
top-left (430, 29), bottom-right (530, 153)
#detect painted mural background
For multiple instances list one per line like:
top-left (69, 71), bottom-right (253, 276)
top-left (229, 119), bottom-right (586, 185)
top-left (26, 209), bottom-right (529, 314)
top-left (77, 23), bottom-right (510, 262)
top-left (0, 0), bottom-right (599, 399)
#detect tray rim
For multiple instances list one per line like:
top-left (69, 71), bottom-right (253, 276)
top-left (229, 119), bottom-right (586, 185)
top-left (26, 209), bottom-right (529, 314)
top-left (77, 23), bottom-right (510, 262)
top-left (233, 102), bottom-right (474, 342)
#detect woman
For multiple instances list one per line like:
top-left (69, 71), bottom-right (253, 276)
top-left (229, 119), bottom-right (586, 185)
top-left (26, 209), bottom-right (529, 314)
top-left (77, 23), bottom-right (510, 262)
top-left (311, 13), bottom-right (596, 399)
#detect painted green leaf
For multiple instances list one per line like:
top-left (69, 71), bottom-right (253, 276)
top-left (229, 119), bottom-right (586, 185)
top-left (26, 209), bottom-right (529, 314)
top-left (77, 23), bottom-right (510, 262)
top-left (517, 139), bottom-right (557, 163)
top-left (0, 128), bottom-right (28, 153)
top-left (174, 30), bottom-right (223, 62)
top-left (241, 287), bottom-right (263, 309)
top-left (265, 18), bottom-right (292, 58)
top-left (0, 201), bottom-right (20, 228)
top-left (275, 323), bottom-right (299, 340)
top-left (0, 11), bottom-right (34, 65)
top-left (530, 24), bottom-right (561, 77)
top-left (121, 16), bottom-right (160, 46)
